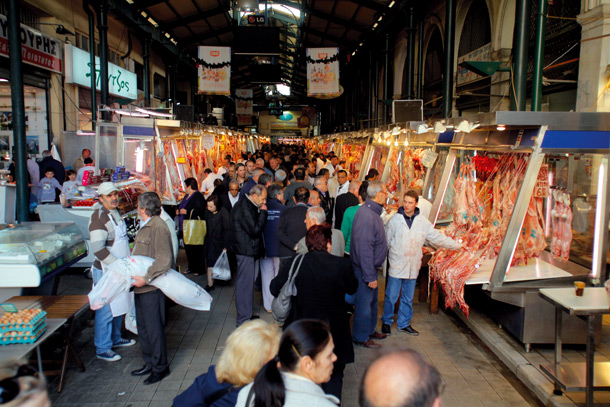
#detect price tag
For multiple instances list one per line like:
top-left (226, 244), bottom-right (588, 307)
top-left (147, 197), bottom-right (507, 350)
top-left (202, 135), bottom-right (215, 150)
top-left (421, 150), bottom-right (439, 168)
top-left (0, 303), bottom-right (18, 313)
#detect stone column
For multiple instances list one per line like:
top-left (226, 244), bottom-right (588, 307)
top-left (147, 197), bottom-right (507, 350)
top-left (576, 3), bottom-right (610, 112)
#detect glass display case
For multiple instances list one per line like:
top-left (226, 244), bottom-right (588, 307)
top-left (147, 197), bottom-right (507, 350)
top-left (426, 111), bottom-right (610, 348)
top-left (0, 223), bottom-right (87, 287)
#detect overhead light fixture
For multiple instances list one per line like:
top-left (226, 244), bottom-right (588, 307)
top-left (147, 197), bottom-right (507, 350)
top-left (456, 120), bottom-right (471, 133)
top-left (497, 124), bottom-right (506, 131)
top-left (372, 22), bottom-right (378, 29)
top-left (378, 16), bottom-right (383, 22)
top-left (113, 110), bottom-right (148, 117)
top-left (392, 126), bottom-right (400, 136)
top-left (433, 122), bottom-right (447, 133)
top-left (388, 1), bottom-right (396, 7)
top-left (416, 124), bottom-right (431, 134)
top-left (76, 130), bottom-right (95, 136)
top-left (134, 107), bottom-right (173, 117)
top-left (351, 51), bottom-right (356, 56)
top-left (55, 25), bottom-right (75, 36)
top-left (0, 78), bottom-right (7, 82)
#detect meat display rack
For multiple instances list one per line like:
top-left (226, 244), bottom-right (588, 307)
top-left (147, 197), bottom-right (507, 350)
top-left (426, 111), bottom-right (610, 350)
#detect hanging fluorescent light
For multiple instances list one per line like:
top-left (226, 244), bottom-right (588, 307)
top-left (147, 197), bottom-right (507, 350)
top-left (135, 107), bottom-right (173, 117)
top-left (388, 1), bottom-right (396, 7)
top-left (76, 130), bottom-right (96, 136)
top-left (113, 110), bottom-right (148, 117)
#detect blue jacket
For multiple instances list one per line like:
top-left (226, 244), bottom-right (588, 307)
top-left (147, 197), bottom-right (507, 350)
top-left (350, 199), bottom-right (387, 282)
top-left (239, 177), bottom-right (257, 199)
top-left (263, 198), bottom-right (286, 257)
top-left (173, 365), bottom-right (240, 407)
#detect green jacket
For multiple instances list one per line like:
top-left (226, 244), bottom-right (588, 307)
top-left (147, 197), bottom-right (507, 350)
top-left (340, 204), bottom-right (362, 255)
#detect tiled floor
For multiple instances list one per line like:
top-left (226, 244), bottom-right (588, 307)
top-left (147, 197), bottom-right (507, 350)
top-left (46, 252), bottom-right (542, 407)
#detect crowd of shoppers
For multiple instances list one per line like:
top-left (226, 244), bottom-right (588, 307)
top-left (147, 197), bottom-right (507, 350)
top-left (20, 142), bottom-right (456, 403)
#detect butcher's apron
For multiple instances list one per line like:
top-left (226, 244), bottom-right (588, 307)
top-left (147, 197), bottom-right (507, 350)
top-left (104, 214), bottom-right (132, 316)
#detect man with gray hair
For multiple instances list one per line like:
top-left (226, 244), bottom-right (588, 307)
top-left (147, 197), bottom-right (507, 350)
top-left (296, 206), bottom-right (345, 257)
top-left (359, 348), bottom-right (442, 407)
top-left (229, 184), bottom-right (268, 326)
top-left (313, 175), bottom-right (331, 223)
top-left (351, 180), bottom-right (389, 348)
top-left (131, 192), bottom-right (173, 384)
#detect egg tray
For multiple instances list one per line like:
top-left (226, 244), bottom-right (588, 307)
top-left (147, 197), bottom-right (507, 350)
top-left (0, 311), bottom-right (47, 333)
top-left (0, 323), bottom-right (47, 346)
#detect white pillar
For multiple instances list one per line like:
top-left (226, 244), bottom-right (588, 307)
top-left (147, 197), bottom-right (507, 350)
top-left (576, 3), bottom-right (610, 112)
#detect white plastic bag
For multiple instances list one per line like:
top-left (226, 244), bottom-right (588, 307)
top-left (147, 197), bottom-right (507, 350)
top-left (212, 251), bottom-right (231, 281)
top-left (151, 270), bottom-right (213, 311)
top-left (124, 293), bottom-right (138, 335)
top-left (88, 268), bottom-right (131, 311)
top-left (89, 256), bottom-right (213, 312)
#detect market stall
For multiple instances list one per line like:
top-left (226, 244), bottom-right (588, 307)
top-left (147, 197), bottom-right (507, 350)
top-left (37, 178), bottom-right (148, 268)
top-left (0, 223), bottom-right (87, 300)
top-left (426, 112), bottom-right (610, 349)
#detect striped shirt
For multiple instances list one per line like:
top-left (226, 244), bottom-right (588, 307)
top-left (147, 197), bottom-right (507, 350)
top-left (88, 205), bottom-right (123, 269)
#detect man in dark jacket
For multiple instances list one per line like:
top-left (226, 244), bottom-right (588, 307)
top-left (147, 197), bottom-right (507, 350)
top-left (351, 180), bottom-right (388, 348)
top-left (276, 187), bottom-right (310, 259)
top-left (334, 180), bottom-right (360, 229)
top-left (283, 168), bottom-right (312, 208)
top-left (239, 168), bottom-right (264, 198)
top-left (261, 184), bottom-right (286, 312)
top-left (39, 150), bottom-right (65, 185)
top-left (229, 185), bottom-right (268, 326)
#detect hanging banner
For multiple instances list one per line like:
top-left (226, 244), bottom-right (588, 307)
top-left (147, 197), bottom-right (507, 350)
top-left (235, 89), bottom-right (253, 116)
top-left (307, 47), bottom-right (340, 98)
top-left (0, 14), bottom-right (63, 73)
top-left (198, 46), bottom-right (231, 95)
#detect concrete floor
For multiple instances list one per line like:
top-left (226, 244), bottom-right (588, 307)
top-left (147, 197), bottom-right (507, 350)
top-left (45, 249), bottom-right (543, 407)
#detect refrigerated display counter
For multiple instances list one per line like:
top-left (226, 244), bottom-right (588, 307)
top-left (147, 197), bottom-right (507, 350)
top-left (425, 111), bottom-right (610, 349)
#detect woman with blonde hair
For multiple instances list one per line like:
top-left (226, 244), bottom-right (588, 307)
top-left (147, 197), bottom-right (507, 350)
top-left (173, 320), bottom-right (281, 407)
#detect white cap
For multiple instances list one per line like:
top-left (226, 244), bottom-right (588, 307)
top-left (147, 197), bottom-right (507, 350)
top-left (97, 182), bottom-right (119, 196)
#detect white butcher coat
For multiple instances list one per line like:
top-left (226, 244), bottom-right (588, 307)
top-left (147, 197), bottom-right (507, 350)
top-left (386, 211), bottom-right (461, 279)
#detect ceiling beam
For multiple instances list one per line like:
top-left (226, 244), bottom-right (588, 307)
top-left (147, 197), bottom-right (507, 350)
top-left (304, 7), bottom-right (365, 31)
top-left (183, 25), bottom-right (234, 45)
top-left (301, 26), bottom-right (351, 46)
top-left (162, 6), bottom-right (230, 30)
top-left (346, 0), bottom-right (385, 12)
top-left (134, 0), bottom-right (167, 9)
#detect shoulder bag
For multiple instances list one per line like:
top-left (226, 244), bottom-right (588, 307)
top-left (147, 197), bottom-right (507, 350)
top-left (271, 254), bottom-right (305, 323)
top-left (183, 209), bottom-right (206, 245)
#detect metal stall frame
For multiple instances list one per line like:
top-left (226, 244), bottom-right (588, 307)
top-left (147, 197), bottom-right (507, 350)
top-left (426, 112), bottom-right (610, 349)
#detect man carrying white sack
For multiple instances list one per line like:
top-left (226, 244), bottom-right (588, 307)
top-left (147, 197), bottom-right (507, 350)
top-left (130, 192), bottom-right (172, 385)
top-left (88, 182), bottom-right (136, 362)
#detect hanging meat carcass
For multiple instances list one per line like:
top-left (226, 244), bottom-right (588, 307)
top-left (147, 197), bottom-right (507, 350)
top-left (429, 154), bottom-right (548, 316)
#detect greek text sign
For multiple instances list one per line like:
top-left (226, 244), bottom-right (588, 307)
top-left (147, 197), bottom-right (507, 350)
top-left (65, 44), bottom-right (137, 100)
top-left (0, 14), bottom-right (63, 73)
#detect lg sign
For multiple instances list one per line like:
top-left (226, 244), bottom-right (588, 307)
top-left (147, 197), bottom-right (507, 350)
top-left (247, 15), bottom-right (265, 24)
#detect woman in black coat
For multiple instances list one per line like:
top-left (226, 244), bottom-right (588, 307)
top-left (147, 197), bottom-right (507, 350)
top-left (270, 223), bottom-right (358, 402)
top-left (178, 177), bottom-right (206, 274)
top-left (203, 194), bottom-right (231, 290)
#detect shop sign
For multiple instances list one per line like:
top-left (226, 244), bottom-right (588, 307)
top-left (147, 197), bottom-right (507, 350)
top-left (235, 89), bottom-right (253, 116)
top-left (0, 14), bottom-right (63, 73)
top-left (202, 134), bottom-right (215, 150)
top-left (238, 115), bottom-right (253, 126)
top-left (457, 43), bottom-right (492, 86)
top-left (198, 46), bottom-right (231, 95)
top-left (307, 47), bottom-right (340, 98)
top-left (64, 44), bottom-right (137, 100)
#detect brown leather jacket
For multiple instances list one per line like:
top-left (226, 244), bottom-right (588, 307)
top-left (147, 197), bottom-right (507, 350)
top-left (132, 215), bottom-right (174, 294)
